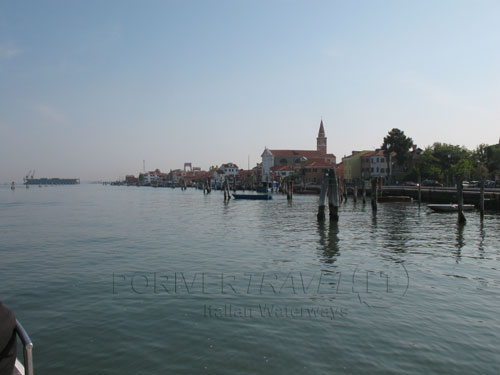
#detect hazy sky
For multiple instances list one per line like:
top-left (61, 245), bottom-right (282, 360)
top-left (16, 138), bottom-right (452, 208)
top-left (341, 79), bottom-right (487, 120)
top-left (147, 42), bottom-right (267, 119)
top-left (1, 0), bottom-right (499, 182)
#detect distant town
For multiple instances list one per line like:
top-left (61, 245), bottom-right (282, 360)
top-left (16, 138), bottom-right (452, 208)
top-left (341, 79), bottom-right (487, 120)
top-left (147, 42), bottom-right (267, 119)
top-left (112, 120), bottom-right (500, 191)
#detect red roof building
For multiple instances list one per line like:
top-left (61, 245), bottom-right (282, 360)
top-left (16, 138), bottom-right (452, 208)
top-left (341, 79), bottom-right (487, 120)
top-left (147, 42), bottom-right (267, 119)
top-left (261, 120), bottom-right (336, 183)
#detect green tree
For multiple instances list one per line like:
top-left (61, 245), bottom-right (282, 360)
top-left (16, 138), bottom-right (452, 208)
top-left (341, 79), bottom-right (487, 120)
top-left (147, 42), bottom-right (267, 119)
top-left (381, 129), bottom-right (414, 183)
top-left (414, 148), bottom-right (443, 181)
top-left (382, 128), bottom-right (414, 167)
top-left (473, 144), bottom-right (489, 165)
top-left (487, 145), bottom-right (500, 178)
top-left (450, 158), bottom-right (473, 181)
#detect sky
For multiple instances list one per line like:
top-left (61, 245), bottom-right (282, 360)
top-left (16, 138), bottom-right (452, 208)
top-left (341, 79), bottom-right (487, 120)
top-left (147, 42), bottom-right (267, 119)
top-left (1, 0), bottom-right (499, 182)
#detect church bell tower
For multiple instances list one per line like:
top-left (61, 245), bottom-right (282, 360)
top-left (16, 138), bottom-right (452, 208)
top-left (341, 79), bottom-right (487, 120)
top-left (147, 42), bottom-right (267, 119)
top-left (317, 120), bottom-right (327, 154)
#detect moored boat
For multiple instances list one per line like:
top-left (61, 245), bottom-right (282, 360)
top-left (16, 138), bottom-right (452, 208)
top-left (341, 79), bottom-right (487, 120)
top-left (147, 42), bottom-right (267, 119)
top-left (233, 194), bottom-right (272, 200)
top-left (378, 196), bottom-right (413, 203)
top-left (428, 204), bottom-right (475, 212)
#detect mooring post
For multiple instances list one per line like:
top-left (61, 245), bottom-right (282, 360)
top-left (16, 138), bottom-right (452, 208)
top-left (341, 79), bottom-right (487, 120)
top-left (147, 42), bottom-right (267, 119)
top-left (337, 178), bottom-right (342, 203)
top-left (328, 168), bottom-right (339, 222)
top-left (353, 179), bottom-right (358, 203)
top-left (343, 179), bottom-right (347, 202)
top-left (480, 179), bottom-right (485, 219)
top-left (457, 178), bottom-right (466, 223)
top-left (290, 179), bottom-right (293, 200)
top-left (418, 174), bottom-right (422, 204)
top-left (362, 179), bottom-right (366, 204)
top-left (317, 171), bottom-right (329, 221)
top-left (371, 178), bottom-right (378, 211)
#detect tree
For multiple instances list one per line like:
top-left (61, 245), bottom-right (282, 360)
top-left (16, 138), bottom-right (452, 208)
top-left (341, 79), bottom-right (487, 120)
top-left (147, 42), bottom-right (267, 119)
top-left (381, 128), bottom-right (414, 182)
top-left (487, 145), bottom-right (500, 178)
top-left (473, 144), bottom-right (489, 165)
top-left (450, 158), bottom-right (473, 181)
top-left (414, 148), bottom-right (443, 181)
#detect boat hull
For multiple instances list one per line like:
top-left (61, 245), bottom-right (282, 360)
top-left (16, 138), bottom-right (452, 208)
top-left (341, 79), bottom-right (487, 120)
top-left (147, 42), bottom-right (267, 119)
top-left (378, 196), bottom-right (413, 203)
top-left (428, 204), bottom-right (475, 212)
top-left (233, 194), bottom-right (272, 200)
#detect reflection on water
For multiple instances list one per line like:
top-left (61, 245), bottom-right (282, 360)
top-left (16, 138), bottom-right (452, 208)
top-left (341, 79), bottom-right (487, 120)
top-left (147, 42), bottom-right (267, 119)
top-left (316, 221), bottom-right (339, 264)
top-left (478, 221), bottom-right (485, 258)
top-left (455, 222), bottom-right (465, 262)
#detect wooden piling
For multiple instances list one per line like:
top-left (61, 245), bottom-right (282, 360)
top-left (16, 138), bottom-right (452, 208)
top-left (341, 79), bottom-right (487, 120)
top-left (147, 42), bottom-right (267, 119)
top-left (343, 180), bottom-right (347, 202)
top-left (371, 178), bottom-right (377, 211)
top-left (479, 179), bottom-right (485, 219)
top-left (362, 179), bottom-right (366, 204)
top-left (317, 172), bottom-right (329, 221)
top-left (353, 179), bottom-right (358, 203)
top-left (417, 175), bottom-right (422, 204)
top-left (457, 179), bottom-right (466, 223)
top-left (328, 168), bottom-right (339, 222)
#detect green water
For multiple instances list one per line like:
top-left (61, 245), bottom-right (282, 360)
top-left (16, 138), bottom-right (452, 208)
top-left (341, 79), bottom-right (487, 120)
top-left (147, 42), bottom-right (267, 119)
top-left (1, 184), bottom-right (499, 374)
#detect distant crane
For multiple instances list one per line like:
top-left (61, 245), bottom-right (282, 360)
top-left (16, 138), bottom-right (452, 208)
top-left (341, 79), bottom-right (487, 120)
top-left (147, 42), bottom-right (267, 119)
top-left (31, 170), bottom-right (35, 179)
top-left (24, 170), bottom-right (31, 184)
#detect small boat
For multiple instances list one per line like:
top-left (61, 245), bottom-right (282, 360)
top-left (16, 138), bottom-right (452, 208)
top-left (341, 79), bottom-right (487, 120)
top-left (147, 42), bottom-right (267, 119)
top-left (428, 204), bottom-right (475, 212)
top-left (378, 196), bottom-right (412, 203)
top-left (233, 194), bottom-right (272, 200)
top-left (11, 182), bottom-right (15, 190)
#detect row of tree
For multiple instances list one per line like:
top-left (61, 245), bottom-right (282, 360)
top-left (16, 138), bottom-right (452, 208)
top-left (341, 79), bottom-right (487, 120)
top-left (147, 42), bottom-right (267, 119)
top-left (381, 128), bottom-right (500, 183)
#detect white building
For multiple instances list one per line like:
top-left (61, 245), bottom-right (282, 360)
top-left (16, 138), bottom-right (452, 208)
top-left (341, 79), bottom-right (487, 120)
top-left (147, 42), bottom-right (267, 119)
top-left (369, 150), bottom-right (390, 178)
top-left (143, 170), bottom-right (161, 184)
top-left (220, 163), bottom-right (239, 177)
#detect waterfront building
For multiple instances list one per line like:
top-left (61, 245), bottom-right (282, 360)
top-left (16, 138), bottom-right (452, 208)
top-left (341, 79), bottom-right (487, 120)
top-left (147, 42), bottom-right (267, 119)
top-left (272, 165), bottom-right (294, 178)
top-left (368, 150), bottom-right (389, 179)
top-left (342, 151), bottom-right (372, 182)
top-left (261, 120), bottom-right (336, 183)
top-left (143, 169), bottom-right (167, 184)
top-left (220, 163), bottom-right (239, 177)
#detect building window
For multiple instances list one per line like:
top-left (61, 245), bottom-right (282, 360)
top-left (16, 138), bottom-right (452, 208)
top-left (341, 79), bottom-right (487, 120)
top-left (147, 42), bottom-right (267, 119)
top-left (371, 168), bottom-right (374, 173)
top-left (381, 168), bottom-right (385, 173)
top-left (376, 167), bottom-right (379, 172)
top-left (376, 157), bottom-right (379, 162)
top-left (312, 168), bottom-right (317, 172)
top-left (280, 158), bottom-right (287, 165)
top-left (381, 157), bottom-right (384, 163)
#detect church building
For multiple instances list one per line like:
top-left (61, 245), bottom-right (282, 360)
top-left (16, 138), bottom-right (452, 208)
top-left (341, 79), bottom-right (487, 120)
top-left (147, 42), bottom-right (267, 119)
top-left (261, 120), bottom-right (336, 183)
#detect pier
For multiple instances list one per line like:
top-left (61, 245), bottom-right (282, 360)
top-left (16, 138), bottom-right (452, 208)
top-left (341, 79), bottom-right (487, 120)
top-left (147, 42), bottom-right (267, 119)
top-left (380, 186), bottom-right (500, 211)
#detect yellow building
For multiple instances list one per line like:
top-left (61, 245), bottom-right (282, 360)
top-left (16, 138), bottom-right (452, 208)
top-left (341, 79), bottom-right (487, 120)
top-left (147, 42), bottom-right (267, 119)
top-left (342, 151), bottom-right (372, 182)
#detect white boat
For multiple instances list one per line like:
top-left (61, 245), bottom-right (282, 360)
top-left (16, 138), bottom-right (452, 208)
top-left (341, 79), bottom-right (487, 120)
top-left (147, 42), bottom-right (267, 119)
top-left (428, 204), bottom-right (475, 212)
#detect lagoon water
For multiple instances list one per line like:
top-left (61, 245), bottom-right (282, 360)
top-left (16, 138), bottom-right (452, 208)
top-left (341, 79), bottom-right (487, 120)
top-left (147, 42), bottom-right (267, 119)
top-left (1, 184), bottom-right (500, 374)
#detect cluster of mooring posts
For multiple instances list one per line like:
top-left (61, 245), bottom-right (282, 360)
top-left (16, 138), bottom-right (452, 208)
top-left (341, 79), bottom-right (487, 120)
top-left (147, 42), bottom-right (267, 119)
top-left (202, 179), bottom-right (212, 195)
top-left (197, 168), bottom-right (488, 226)
top-left (317, 168), bottom-right (339, 222)
top-left (316, 173), bottom-right (487, 225)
